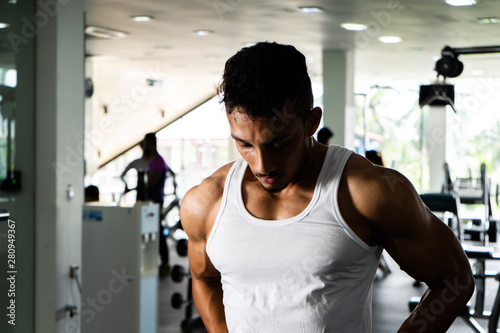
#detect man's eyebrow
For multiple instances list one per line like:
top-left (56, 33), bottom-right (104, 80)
top-left (231, 134), bottom-right (249, 144)
top-left (231, 133), bottom-right (290, 146)
top-left (263, 134), bottom-right (288, 145)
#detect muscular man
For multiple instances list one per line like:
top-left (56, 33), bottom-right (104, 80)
top-left (180, 42), bottom-right (474, 332)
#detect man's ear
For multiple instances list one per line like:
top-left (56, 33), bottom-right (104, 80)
top-left (305, 107), bottom-right (322, 137)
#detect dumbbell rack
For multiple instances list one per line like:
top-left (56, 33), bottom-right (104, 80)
top-left (170, 238), bottom-right (207, 333)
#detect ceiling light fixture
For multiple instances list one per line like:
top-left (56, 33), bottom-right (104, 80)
top-left (85, 26), bottom-right (129, 39)
top-left (340, 23), bottom-right (367, 31)
top-left (477, 17), bottom-right (500, 24)
top-left (0, 22), bottom-right (10, 29)
top-left (193, 30), bottom-right (213, 36)
top-left (297, 6), bottom-right (323, 13)
top-left (445, 0), bottom-right (476, 6)
top-left (378, 36), bottom-right (402, 44)
top-left (131, 15), bottom-right (154, 22)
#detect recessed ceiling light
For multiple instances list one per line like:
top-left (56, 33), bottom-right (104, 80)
top-left (131, 15), bottom-right (154, 22)
top-left (445, 0), bottom-right (476, 6)
top-left (378, 36), bottom-right (402, 44)
top-left (85, 26), bottom-right (128, 39)
top-left (0, 22), bottom-right (10, 29)
top-left (193, 30), bottom-right (213, 36)
top-left (340, 23), bottom-right (367, 31)
top-left (297, 6), bottom-right (323, 13)
top-left (153, 45), bottom-right (172, 50)
top-left (477, 17), bottom-right (500, 24)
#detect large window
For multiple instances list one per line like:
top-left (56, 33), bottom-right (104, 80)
top-left (354, 84), bottom-right (424, 190)
top-left (353, 79), bottom-right (500, 216)
top-left (87, 97), bottom-right (232, 204)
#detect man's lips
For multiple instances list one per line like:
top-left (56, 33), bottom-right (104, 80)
top-left (260, 176), bottom-right (278, 184)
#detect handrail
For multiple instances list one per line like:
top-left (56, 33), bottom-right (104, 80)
top-left (0, 210), bottom-right (10, 221)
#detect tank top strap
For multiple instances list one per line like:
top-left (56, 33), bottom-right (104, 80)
top-left (206, 158), bottom-right (246, 253)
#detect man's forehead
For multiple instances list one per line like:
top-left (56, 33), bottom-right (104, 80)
top-left (227, 102), bottom-right (300, 122)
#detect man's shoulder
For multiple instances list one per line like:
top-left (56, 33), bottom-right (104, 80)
top-left (341, 153), bottom-right (415, 213)
top-left (181, 161), bottom-right (235, 238)
top-left (188, 161), bottom-right (235, 202)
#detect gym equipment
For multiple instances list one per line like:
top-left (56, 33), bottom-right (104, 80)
top-left (170, 237), bottom-right (207, 333)
top-left (82, 203), bottom-right (159, 333)
top-left (455, 163), bottom-right (496, 243)
top-left (420, 192), bottom-right (462, 241)
top-left (177, 238), bottom-right (189, 257)
top-left (434, 45), bottom-right (500, 80)
top-left (435, 46), bottom-right (463, 78)
top-left (171, 264), bottom-right (189, 283)
top-left (422, 44), bottom-right (500, 112)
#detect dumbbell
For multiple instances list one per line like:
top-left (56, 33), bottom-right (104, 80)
top-left (177, 238), bottom-right (188, 257)
top-left (171, 264), bottom-right (189, 283)
top-left (171, 292), bottom-right (192, 309)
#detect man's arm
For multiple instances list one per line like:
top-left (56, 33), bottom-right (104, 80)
top-left (340, 155), bottom-right (474, 333)
top-left (180, 167), bottom-right (231, 332)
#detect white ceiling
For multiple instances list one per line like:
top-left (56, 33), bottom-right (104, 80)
top-left (81, 0), bottom-right (500, 165)
top-left (84, 0), bottom-right (500, 87)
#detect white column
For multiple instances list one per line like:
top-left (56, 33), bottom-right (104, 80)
top-left (35, 1), bottom-right (85, 332)
top-left (424, 106), bottom-right (448, 193)
top-left (322, 49), bottom-right (356, 149)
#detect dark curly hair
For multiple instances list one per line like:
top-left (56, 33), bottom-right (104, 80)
top-left (217, 42), bottom-right (313, 121)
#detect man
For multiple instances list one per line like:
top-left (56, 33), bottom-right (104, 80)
top-left (180, 42), bottom-right (474, 332)
top-left (142, 132), bottom-right (176, 274)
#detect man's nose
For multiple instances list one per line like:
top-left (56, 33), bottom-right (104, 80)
top-left (254, 148), bottom-right (276, 176)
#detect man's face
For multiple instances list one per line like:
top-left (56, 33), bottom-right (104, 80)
top-left (227, 103), bottom-right (308, 193)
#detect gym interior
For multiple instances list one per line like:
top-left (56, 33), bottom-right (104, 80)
top-left (2, 0), bottom-right (500, 332)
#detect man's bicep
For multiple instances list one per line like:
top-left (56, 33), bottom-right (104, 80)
top-left (378, 181), bottom-right (469, 285)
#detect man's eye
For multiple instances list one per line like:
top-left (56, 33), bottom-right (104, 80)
top-left (273, 141), bottom-right (288, 149)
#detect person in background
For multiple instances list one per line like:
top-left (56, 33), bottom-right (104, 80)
top-left (120, 139), bottom-right (151, 197)
top-left (365, 150), bottom-right (385, 167)
top-left (84, 185), bottom-right (100, 203)
top-left (142, 132), bottom-right (176, 276)
top-left (317, 126), bottom-right (334, 145)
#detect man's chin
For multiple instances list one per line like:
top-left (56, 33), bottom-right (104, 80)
top-left (260, 182), bottom-right (287, 193)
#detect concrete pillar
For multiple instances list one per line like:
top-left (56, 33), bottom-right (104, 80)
top-left (322, 49), bottom-right (356, 149)
top-left (424, 106), bottom-right (448, 192)
top-left (35, 1), bottom-right (85, 332)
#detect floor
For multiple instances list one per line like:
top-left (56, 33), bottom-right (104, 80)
top-left (158, 237), bottom-right (500, 333)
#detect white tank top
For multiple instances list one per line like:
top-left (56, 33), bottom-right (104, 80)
top-left (206, 145), bottom-right (382, 332)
